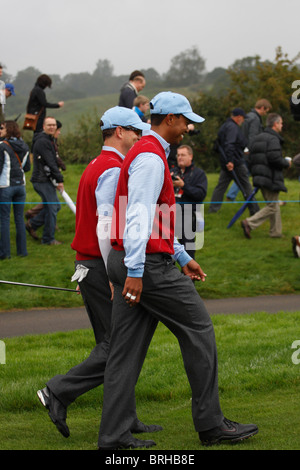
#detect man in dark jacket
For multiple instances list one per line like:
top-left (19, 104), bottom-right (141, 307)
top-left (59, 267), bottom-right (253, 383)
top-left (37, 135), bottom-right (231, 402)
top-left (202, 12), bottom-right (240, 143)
top-left (118, 70), bottom-right (146, 108)
top-left (242, 99), bottom-right (272, 150)
top-left (209, 108), bottom-right (259, 215)
top-left (26, 117), bottom-right (64, 245)
top-left (241, 113), bottom-right (291, 239)
top-left (172, 144), bottom-right (207, 258)
top-left (226, 99), bottom-right (272, 201)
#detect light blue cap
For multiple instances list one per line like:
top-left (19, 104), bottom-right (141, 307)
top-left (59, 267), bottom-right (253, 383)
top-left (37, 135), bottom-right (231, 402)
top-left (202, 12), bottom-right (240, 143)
top-left (150, 91), bottom-right (204, 123)
top-left (100, 106), bottom-right (151, 131)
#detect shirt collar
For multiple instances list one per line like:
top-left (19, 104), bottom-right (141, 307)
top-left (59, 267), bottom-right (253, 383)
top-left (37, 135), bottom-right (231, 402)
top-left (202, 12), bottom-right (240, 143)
top-left (143, 129), bottom-right (170, 159)
top-left (102, 145), bottom-right (125, 160)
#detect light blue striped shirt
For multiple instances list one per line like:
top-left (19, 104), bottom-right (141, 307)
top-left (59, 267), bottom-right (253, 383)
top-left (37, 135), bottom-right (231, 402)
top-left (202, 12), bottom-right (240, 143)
top-left (95, 146), bottom-right (124, 215)
top-left (124, 130), bottom-right (192, 277)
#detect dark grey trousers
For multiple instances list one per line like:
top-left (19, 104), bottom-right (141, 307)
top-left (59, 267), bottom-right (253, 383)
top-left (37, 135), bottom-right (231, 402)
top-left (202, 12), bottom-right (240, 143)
top-left (98, 250), bottom-right (224, 448)
top-left (46, 258), bottom-right (112, 407)
top-left (209, 164), bottom-right (259, 215)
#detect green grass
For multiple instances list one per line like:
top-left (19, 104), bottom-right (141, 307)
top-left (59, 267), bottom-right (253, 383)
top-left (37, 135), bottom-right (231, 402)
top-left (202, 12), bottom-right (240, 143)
top-left (1, 168), bottom-right (300, 311)
top-left (1, 168), bottom-right (300, 450)
top-left (0, 313), bottom-right (299, 450)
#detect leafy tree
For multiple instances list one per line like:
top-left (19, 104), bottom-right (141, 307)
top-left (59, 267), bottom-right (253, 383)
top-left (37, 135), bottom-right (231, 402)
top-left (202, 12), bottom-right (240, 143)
top-left (164, 46), bottom-right (205, 86)
top-left (226, 47), bottom-right (300, 156)
top-left (190, 48), bottom-right (300, 172)
top-left (93, 59), bottom-right (114, 80)
top-left (13, 66), bottom-right (42, 96)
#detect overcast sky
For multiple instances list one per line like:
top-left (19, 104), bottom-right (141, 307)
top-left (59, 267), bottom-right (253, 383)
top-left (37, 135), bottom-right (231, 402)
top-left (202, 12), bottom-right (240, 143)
top-left (1, 0), bottom-right (300, 79)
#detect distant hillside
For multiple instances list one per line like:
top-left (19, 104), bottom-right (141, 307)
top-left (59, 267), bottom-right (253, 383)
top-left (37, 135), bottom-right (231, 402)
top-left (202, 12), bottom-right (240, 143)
top-left (7, 86), bottom-right (198, 134)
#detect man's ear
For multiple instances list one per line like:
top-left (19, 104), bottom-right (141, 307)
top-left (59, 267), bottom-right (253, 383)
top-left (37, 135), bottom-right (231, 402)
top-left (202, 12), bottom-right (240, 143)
top-left (115, 126), bottom-right (123, 138)
top-left (165, 114), bottom-right (175, 126)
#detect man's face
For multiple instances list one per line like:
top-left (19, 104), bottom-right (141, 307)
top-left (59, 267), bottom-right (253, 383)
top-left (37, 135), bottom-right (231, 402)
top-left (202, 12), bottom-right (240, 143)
top-left (122, 127), bottom-right (142, 153)
top-left (261, 107), bottom-right (270, 116)
top-left (135, 77), bottom-right (146, 92)
top-left (177, 147), bottom-right (193, 169)
top-left (140, 101), bottom-right (149, 114)
top-left (168, 114), bottom-right (190, 145)
top-left (236, 116), bottom-right (245, 126)
top-left (43, 118), bottom-right (57, 136)
top-left (274, 118), bottom-right (283, 133)
top-left (5, 89), bottom-right (11, 98)
top-left (0, 124), bottom-right (7, 138)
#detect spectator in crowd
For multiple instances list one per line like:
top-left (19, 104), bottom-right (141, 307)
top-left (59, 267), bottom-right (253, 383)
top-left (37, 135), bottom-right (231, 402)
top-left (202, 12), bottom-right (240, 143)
top-left (26, 74), bottom-right (64, 134)
top-left (209, 108), bottom-right (259, 215)
top-left (291, 154), bottom-right (300, 257)
top-left (0, 121), bottom-right (30, 259)
top-left (0, 84), bottom-right (16, 124)
top-left (26, 117), bottom-right (64, 245)
top-left (292, 236), bottom-right (300, 257)
top-left (0, 65), bottom-right (5, 124)
top-left (172, 144), bottom-right (207, 259)
top-left (0, 63), bottom-right (4, 86)
top-left (25, 120), bottom-right (66, 221)
top-left (226, 99), bottom-right (272, 202)
top-left (241, 113), bottom-right (290, 239)
top-left (118, 70), bottom-right (146, 108)
top-left (133, 95), bottom-right (150, 122)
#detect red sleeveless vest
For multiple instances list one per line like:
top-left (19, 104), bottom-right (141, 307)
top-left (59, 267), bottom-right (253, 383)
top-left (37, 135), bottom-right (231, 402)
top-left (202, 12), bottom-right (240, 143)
top-left (71, 150), bottom-right (123, 260)
top-left (111, 135), bottom-right (175, 255)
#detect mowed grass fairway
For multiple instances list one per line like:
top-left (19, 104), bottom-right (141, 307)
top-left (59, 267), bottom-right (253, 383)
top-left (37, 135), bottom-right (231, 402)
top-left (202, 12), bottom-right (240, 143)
top-left (0, 167), bottom-right (300, 450)
top-left (0, 313), bottom-right (299, 450)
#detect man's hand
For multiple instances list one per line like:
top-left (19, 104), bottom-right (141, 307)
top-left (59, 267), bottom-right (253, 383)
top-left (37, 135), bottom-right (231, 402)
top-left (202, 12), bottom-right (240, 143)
top-left (226, 162), bottom-right (234, 171)
top-left (56, 182), bottom-right (64, 192)
top-left (122, 277), bottom-right (143, 306)
top-left (182, 259), bottom-right (207, 282)
top-left (109, 281), bottom-right (114, 301)
top-left (172, 176), bottom-right (184, 188)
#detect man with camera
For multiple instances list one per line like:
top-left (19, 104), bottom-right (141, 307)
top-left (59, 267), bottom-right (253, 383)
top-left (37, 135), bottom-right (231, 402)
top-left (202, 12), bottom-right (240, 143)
top-left (26, 117), bottom-right (64, 245)
top-left (172, 144), bottom-right (207, 259)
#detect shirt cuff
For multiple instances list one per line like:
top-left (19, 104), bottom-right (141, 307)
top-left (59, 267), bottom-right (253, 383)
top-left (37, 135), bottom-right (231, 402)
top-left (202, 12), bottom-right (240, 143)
top-left (127, 267), bottom-right (144, 277)
top-left (176, 251), bottom-right (192, 267)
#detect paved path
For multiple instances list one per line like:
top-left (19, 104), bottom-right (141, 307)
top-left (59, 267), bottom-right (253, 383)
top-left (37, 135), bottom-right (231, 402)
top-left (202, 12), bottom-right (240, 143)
top-left (1, 294), bottom-right (300, 338)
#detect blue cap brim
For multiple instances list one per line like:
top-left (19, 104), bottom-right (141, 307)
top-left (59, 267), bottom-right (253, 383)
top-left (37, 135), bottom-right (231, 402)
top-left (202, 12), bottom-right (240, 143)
top-left (183, 111), bottom-right (205, 123)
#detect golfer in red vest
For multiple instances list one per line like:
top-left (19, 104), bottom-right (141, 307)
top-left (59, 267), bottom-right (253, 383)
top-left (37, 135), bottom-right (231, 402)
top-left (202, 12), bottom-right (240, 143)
top-left (98, 92), bottom-right (259, 450)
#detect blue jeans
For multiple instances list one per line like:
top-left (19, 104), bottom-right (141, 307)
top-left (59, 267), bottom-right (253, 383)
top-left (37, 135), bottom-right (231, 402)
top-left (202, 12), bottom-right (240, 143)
top-left (31, 181), bottom-right (61, 244)
top-left (0, 185), bottom-right (28, 258)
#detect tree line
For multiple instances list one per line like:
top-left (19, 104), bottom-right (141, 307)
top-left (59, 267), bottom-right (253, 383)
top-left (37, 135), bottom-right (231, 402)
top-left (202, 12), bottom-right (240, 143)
top-left (2, 46), bottom-right (213, 114)
top-left (2, 46), bottom-right (300, 173)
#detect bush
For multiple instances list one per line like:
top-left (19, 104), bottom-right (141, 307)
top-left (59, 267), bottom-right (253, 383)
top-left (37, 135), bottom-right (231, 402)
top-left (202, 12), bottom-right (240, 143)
top-left (58, 108), bottom-right (103, 164)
